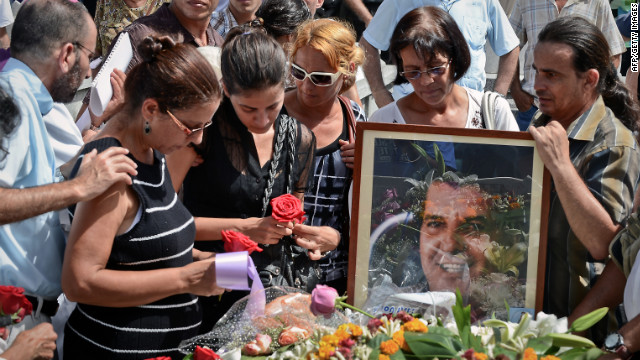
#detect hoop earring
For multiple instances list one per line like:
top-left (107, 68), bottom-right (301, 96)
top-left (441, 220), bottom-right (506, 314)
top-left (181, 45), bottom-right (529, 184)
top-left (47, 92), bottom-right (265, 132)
top-left (144, 121), bottom-right (151, 135)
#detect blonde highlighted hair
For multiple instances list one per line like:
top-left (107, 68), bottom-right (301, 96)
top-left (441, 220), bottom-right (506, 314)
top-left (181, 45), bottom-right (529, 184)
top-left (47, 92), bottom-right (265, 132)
top-left (291, 19), bottom-right (364, 93)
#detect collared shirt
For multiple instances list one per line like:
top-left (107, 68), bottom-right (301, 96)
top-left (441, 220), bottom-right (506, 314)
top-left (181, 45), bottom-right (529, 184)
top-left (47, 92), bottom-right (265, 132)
top-left (0, 58), bottom-right (66, 300)
top-left (44, 103), bottom-right (83, 168)
top-left (210, 6), bottom-right (239, 38)
top-left (532, 96), bottom-right (640, 340)
top-left (509, 0), bottom-right (626, 97)
top-left (362, 0), bottom-right (519, 92)
top-left (105, 3), bottom-right (224, 74)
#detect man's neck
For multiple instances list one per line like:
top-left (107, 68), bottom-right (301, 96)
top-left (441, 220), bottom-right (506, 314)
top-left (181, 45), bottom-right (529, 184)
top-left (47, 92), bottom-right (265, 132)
top-left (555, 0), bottom-right (569, 13)
top-left (169, 3), bottom-right (210, 45)
top-left (557, 96), bottom-right (598, 129)
top-left (228, 6), bottom-right (255, 26)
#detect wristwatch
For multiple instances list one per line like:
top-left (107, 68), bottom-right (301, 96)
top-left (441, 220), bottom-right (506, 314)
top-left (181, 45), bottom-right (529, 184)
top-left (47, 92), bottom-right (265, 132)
top-left (604, 332), bottom-right (632, 360)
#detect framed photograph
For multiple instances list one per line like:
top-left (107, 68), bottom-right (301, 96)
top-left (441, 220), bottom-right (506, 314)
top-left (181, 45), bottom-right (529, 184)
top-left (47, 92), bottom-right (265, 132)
top-left (347, 123), bottom-right (550, 321)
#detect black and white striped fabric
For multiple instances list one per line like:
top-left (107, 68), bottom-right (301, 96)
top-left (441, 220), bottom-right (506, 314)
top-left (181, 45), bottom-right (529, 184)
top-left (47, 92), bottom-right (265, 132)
top-left (64, 137), bottom-right (200, 360)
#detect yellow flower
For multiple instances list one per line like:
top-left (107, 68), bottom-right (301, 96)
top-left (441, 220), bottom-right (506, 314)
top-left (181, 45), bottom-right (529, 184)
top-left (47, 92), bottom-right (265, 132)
top-left (320, 334), bottom-right (339, 347)
top-left (380, 339), bottom-right (400, 355)
top-left (541, 356), bottom-right (561, 360)
top-left (379, 355), bottom-right (391, 360)
top-left (317, 344), bottom-right (334, 360)
top-left (334, 328), bottom-right (351, 342)
top-left (403, 319), bottom-right (428, 333)
top-left (523, 347), bottom-right (537, 360)
top-left (474, 352), bottom-right (488, 360)
top-left (392, 329), bottom-right (410, 352)
top-left (348, 323), bottom-right (363, 337)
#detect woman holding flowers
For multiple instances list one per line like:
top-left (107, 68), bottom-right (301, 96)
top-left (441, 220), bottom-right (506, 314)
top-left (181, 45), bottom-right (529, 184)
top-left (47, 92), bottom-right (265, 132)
top-left (166, 24), bottom-right (336, 332)
top-left (283, 18), bottom-right (365, 294)
top-left (61, 36), bottom-right (225, 359)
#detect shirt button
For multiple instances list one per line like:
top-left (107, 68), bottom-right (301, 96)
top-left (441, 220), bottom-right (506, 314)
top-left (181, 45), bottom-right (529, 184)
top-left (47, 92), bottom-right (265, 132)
top-left (256, 178), bottom-right (260, 183)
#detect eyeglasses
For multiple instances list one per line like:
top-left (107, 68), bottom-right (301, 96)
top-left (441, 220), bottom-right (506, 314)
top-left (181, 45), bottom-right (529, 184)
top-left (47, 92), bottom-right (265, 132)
top-left (166, 110), bottom-right (213, 136)
top-left (400, 61), bottom-right (451, 81)
top-left (290, 63), bottom-right (342, 87)
top-left (73, 41), bottom-right (97, 60)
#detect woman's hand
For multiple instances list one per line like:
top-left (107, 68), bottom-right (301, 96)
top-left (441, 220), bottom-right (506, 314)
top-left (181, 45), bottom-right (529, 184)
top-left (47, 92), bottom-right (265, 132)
top-left (292, 224), bottom-right (340, 260)
top-left (339, 139), bottom-right (356, 169)
top-left (182, 257), bottom-right (226, 297)
top-left (242, 217), bottom-right (294, 245)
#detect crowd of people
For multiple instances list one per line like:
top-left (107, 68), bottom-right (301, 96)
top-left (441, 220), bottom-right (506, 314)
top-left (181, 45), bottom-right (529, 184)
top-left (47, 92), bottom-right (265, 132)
top-left (0, 0), bottom-right (639, 358)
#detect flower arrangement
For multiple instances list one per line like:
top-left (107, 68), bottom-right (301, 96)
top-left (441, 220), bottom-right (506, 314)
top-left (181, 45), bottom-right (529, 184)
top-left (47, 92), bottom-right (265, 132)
top-left (251, 286), bottom-right (605, 360)
top-left (0, 285), bottom-right (33, 340)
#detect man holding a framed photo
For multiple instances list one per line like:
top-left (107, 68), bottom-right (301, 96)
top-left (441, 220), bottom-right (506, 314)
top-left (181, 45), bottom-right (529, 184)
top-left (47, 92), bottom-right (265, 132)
top-left (528, 17), bottom-right (640, 343)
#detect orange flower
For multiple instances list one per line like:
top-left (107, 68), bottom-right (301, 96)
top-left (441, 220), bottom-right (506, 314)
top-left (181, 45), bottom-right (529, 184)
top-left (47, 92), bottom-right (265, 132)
top-left (403, 319), bottom-right (428, 333)
top-left (509, 202), bottom-right (521, 209)
top-left (392, 329), bottom-right (410, 352)
top-left (379, 355), bottom-right (391, 360)
top-left (474, 352), bottom-right (488, 360)
top-left (541, 356), bottom-right (561, 360)
top-left (523, 347), bottom-right (537, 360)
top-left (380, 339), bottom-right (399, 355)
top-left (334, 328), bottom-right (351, 342)
top-left (320, 334), bottom-right (339, 347)
top-left (348, 323), bottom-right (363, 337)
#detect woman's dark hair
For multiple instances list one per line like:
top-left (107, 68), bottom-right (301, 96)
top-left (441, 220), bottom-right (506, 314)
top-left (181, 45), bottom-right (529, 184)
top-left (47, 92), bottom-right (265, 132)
top-left (389, 6), bottom-right (471, 85)
top-left (256, 0), bottom-right (311, 39)
top-left (0, 84), bottom-right (19, 161)
top-left (538, 16), bottom-right (640, 131)
top-left (222, 24), bottom-right (287, 95)
top-left (124, 36), bottom-right (221, 112)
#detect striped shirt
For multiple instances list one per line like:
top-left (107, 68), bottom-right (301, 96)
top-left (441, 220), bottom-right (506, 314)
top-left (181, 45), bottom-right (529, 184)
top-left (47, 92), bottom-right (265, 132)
top-left (509, 0), bottom-right (626, 97)
top-left (210, 6), bottom-right (239, 38)
top-left (64, 137), bottom-right (201, 359)
top-left (532, 96), bottom-right (640, 342)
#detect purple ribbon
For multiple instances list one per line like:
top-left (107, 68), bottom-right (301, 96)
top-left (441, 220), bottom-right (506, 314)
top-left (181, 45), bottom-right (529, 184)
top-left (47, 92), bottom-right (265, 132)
top-left (215, 251), bottom-right (265, 317)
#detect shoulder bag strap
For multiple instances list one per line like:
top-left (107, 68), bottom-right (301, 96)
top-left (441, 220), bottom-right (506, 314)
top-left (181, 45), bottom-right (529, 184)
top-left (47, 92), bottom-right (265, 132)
top-left (338, 95), bottom-right (357, 143)
top-left (481, 91), bottom-right (499, 130)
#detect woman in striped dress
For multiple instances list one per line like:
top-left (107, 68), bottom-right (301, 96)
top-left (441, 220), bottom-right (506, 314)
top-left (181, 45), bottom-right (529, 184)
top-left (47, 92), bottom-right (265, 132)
top-left (61, 36), bottom-right (224, 359)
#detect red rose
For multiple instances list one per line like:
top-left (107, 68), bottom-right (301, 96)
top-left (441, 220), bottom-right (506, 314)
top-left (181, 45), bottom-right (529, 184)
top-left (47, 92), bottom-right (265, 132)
top-left (270, 194), bottom-right (305, 223)
top-left (0, 286), bottom-right (31, 317)
top-left (221, 230), bottom-right (263, 255)
top-left (194, 345), bottom-right (221, 360)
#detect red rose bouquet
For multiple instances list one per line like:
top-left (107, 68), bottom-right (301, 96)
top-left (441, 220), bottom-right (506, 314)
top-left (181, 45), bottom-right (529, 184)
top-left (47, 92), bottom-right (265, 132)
top-left (0, 285), bottom-right (33, 340)
top-left (221, 230), bottom-right (263, 255)
top-left (270, 194), bottom-right (305, 224)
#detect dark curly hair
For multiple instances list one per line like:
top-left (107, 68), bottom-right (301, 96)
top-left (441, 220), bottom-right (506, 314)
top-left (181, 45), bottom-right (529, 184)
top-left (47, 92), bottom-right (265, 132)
top-left (0, 83), bottom-right (20, 162)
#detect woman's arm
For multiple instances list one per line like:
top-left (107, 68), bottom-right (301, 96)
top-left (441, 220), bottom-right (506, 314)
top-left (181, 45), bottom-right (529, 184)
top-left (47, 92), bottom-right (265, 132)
top-left (194, 216), bottom-right (294, 245)
top-left (62, 182), bottom-right (224, 307)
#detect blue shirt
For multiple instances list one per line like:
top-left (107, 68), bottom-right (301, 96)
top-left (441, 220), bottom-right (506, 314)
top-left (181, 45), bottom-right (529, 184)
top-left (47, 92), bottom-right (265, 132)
top-left (362, 0), bottom-right (519, 92)
top-left (0, 58), bottom-right (65, 300)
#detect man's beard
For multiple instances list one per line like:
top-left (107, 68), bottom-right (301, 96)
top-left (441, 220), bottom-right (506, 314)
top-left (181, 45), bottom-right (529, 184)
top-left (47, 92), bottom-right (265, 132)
top-left (50, 60), bottom-right (84, 104)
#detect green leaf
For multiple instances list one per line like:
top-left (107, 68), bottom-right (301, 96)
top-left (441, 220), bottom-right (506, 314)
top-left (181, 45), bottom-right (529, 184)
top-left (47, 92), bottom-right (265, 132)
top-left (404, 332), bottom-right (460, 359)
top-left (433, 143), bottom-right (445, 176)
top-left (493, 346), bottom-right (518, 360)
top-left (558, 347), bottom-right (605, 360)
top-left (547, 333), bottom-right (596, 348)
top-left (452, 289), bottom-right (472, 348)
top-left (568, 307), bottom-right (608, 333)
top-left (182, 354), bottom-right (193, 360)
top-left (526, 337), bottom-right (553, 354)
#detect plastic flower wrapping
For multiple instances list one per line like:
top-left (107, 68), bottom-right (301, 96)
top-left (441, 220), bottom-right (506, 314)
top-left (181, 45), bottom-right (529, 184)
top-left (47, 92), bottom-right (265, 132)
top-left (179, 285), bottom-right (607, 360)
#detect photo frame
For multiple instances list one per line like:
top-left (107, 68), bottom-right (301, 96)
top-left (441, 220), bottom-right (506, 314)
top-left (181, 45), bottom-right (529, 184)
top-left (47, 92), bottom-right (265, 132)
top-left (347, 123), bottom-right (550, 321)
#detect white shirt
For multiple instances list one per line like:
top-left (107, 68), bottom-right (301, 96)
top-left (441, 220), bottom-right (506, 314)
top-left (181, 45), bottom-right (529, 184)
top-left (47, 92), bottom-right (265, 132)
top-left (624, 251), bottom-right (640, 320)
top-left (0, 0), bottom-right (13, 28)
top-left (43, 103), bottom-right (83, 168)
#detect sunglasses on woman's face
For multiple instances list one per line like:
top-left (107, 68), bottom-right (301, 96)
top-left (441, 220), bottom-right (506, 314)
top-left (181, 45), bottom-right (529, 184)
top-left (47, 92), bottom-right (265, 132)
top-left (290, 63), bottom-right (341, 87)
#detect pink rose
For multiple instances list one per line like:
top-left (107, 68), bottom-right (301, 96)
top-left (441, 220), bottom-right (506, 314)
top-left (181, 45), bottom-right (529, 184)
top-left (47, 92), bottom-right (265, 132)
top-left (194, 345), bottom-right (221, 360)
top-left (270, 194), bottom-right (305, 224)
top-left (143, 357), bottom-right (171, 360)
top-left (310, 284), bottom-right (339, 318)
top-left (242, 333), bottom-right (272, 356)
top-left (277, 326), bottom-right (309, 346)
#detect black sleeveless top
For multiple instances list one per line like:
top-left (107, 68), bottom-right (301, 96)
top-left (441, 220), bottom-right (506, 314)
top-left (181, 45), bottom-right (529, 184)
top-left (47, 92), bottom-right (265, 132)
top-left (64, 137), bottom-right (201, 360)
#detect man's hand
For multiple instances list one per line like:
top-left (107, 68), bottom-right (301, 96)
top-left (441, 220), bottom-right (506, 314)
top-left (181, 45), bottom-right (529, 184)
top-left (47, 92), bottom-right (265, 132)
top-left (73, 147), bottom-right (138, 201)
top-left (0, 323), bottom-right (57, 360)
top-left (528, 120), bottom-right (571, 174)
top-left (511, 85), bottom-right (535, 112)
top-left (292, 224), bottom-right (340, 260)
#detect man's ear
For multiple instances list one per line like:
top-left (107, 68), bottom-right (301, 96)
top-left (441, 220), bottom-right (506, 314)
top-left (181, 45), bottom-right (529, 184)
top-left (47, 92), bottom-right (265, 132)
top-left (584, 68), bottom-right (600, 92)
top-left (57, 42), bottom-right (76, 73)
top-left (141, 98), bottom-right (161, 123)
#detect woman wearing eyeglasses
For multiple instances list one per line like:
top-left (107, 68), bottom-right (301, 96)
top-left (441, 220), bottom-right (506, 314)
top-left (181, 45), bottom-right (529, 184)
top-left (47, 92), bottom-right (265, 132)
top-left (283, 19), bottom-right (365, 294)
top-left (370, 6), bottom-right (517, 131)
top-left (166, 25), bottom-right (318, 332)
top-left (61, 36), bottom-right (224, 359)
